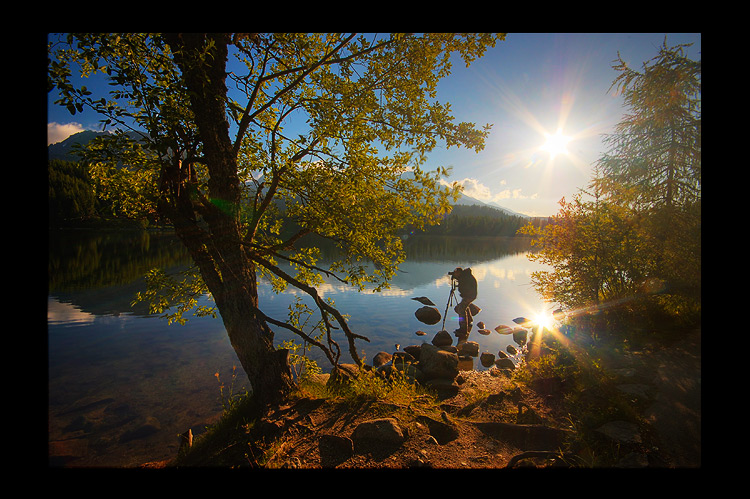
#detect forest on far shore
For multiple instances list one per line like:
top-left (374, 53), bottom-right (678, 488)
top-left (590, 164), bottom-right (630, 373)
top-left (48, 158), bottom-right (548, 235)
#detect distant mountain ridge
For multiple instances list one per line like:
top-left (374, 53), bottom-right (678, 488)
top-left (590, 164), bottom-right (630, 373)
top-left (48, 130), bottom-right (107, 162)
top-left (453, 192), bottom-right (529, 219)
top-left (49, 131), bottom-right (529, 219)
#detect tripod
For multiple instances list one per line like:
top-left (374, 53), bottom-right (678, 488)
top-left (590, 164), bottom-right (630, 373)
top-left (441, 278), bottom-right (458, 330)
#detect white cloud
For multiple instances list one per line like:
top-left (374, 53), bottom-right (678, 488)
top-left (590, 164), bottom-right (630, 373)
top-left (47, 122), bottom-right (84, 145)
top-left (495, 188), bottom-right (537, 200)
top-left (455, 177), bottom-right (492, 201)
top-left (443, 177), bottom-right (536, 203)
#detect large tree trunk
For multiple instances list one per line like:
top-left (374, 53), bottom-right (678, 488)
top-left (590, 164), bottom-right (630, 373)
top-left (172, 213), bottom-right (296, 407)
top-left (213, 260), bottom-right (296, 406)
top-left (164, 32), bottom-right (296, 407)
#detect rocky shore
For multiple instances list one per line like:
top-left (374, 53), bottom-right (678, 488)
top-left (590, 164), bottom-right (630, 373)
top-left (165, 325), bottom-right (700, 469)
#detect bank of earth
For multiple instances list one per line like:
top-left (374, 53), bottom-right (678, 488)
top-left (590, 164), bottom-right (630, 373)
top-left (147, 327), bottom-right (700, 469)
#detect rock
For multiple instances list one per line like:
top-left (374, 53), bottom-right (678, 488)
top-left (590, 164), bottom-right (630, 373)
top-left (307, 372), bottom-right (330, 385)
top-left (412, 296), bottom-right (437, 306)
top-left (495, 357), bottom-right (515, 370)
top-left (495, 325), bottom-right (513, 334)
top-left (418, 343), bottom-right (459, 381)
top-left (497, 350), bottom-right (508, 359)
top-left (458, 341), bottom-right (479, 357)
top-left (415, 306), bottom-right (441, 325)
top-left (478, 328), bottom-right (491, 335)
top-left (376, 362), bottom-right (396, 378)
top-left (480, 352), bottom-right (495, 367)
top-left (351, 418), bottom-right (405, 449)
top-left (417, 413), bottom-right (459, 444)
top-left (595, 421), bottom-right (642, 444)
top-left (415, 330), bottom-right (427, 336)
top-left (403, 344), bottom-right (421, 360)
top-left (397, 362), bottom-right (425, 384)
top-left (506, 344), bottom-right (518, 355)
top-left (468, 303), bottom-right (481, 316)
top-left (477, 321), bottom-right (485, 329)
top-left (327, 363), bottom-right (360, 388)
top-left (392, 351), bottom-right (415, 365)
top-left (372, 351), bottom-right (392, 367)
top-left (512, 327), bottom-right (528, 345)
top-left (457, 356), bottom-right (474, 371)
top-left (431, 329), bottom-right (453, 347)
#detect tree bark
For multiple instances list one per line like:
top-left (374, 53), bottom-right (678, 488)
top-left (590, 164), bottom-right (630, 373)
top-left (163, 32), bottom-right (296, 407)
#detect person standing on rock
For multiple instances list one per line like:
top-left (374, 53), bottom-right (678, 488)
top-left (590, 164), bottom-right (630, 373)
top-left (448, 267), bottom-right (477, 341)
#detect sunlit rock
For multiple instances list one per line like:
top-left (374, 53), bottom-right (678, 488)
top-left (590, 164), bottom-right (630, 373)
top-left (415, 306), bottom-right (441, 325)
top-left (480, 352), bottom-right (496, 367)
top-left (458, 341), bottom-right (479, 357)
top-left (431, 329), bottom-right (453, 347)
top-left (418, 343), bottom-right (459, 381)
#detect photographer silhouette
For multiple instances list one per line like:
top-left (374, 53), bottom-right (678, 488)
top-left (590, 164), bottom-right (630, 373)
top-left (448, 267), bottom-right (477, 340)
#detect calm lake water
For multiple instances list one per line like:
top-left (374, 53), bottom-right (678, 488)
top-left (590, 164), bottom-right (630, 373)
top-left (48, 229), bottom-right (550, 467)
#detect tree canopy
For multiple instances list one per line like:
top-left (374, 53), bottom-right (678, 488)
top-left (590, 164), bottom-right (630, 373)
top-left (48, 33), bottom-right (505, 403)
top-left (520, 39), bottom-right (700, 340)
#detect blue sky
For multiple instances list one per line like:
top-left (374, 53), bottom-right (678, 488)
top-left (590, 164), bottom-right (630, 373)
top-left (47, 33), bottom-right (701, 217)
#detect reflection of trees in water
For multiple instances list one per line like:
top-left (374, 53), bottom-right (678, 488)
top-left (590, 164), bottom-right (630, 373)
top-left (49, 230), bottom-right (194, 317)
top-left (49, 230), bottom-right (192, 292)
top-left (304, 234), bottom-right (533, 263)
top-left (299, 235), bottom-right (535, 293)
top-left (48, 231), bottom-right (533, 317)
top-left (403, 235), bottom-right (533, 262)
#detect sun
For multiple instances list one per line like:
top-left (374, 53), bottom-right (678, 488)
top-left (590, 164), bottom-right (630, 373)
top-left (532, 310), bottom-right (555, 331)
top-left (539, 129), bottom-right (571, 159)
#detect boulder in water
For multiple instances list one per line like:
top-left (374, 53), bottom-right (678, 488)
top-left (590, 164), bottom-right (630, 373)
top-left (412, 296), bottom-right (437, 306)
top-left (495, 325), bottom-right (513, 334)
top-left (431, 329), bottom-right (453, 347)
top-left (418, 343), bottom-right (459, 381)
top-left (415, 306), bottom-right (441, 325)
top-left (480, 352), bottom-right (496, 367)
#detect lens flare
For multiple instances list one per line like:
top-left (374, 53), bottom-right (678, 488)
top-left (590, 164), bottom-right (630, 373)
top-left (532, 310), bottom-right (555, 331)
top-left (539, 129), bottom-right (572, 159)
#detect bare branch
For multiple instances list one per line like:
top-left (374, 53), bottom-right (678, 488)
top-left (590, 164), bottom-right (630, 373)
top-left (248, 252), bottom-right (369, 366)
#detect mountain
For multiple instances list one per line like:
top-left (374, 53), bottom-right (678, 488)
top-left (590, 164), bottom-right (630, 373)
top-left (453, 192), bottom-right (529, 219)
top-left (48, 134), bottom-right (530, 219)
top-left (48, 131), bottom-right (107, 162)
top-left (48, 130), bottom-right (143, 162)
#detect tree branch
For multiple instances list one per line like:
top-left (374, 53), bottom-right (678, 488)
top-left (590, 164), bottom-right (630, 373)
top-left (248, 252), bottom-right (369, 367)
top-left (233, 33), bottom-right (358, 155)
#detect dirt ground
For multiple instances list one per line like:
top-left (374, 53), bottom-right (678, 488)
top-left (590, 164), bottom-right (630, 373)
top-left (256, 369), bottom-right (568, 469)
top-left (259, 329), bottom-right (701, 469)
top-left (142, 328), bottom-right (701, 469)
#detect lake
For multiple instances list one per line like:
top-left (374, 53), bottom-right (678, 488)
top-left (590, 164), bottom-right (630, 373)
top-left (48, 229), bottom-right (550, 467)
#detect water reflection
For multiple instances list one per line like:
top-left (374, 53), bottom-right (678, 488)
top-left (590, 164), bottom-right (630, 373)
top-left (48, 230), bottom-right (548, 467)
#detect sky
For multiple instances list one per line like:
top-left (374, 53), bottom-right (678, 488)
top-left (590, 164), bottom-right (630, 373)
top-left (47, 33), bottom-right (701, 217)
